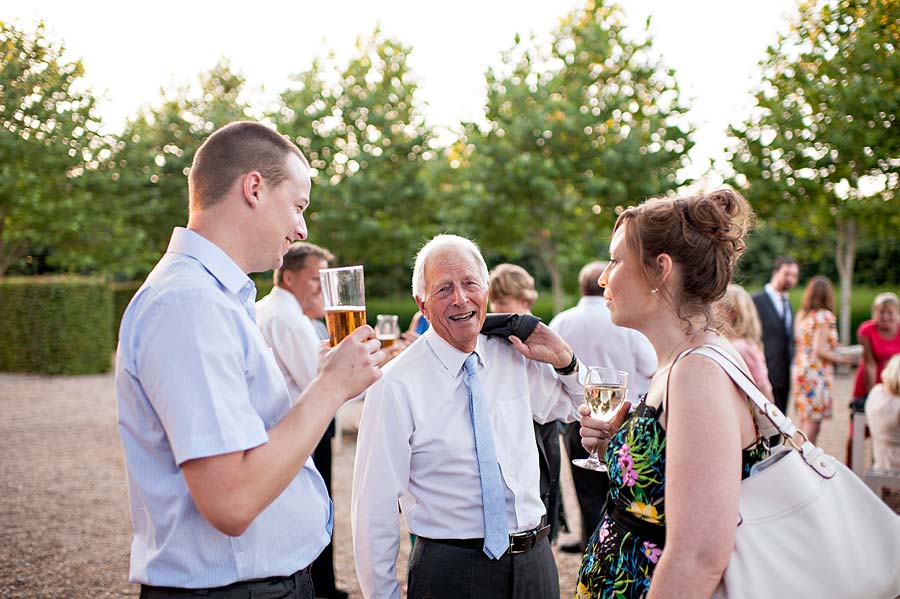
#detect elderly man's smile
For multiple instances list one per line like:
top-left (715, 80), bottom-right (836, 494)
top-left (448, 311), bottom-right (477, 322)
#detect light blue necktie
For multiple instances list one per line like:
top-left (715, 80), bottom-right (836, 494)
top-left (463, 352), bottom-right (509, 559)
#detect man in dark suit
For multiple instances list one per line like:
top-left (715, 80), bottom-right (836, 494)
top-left (752, 256), bottom-right (800, 415)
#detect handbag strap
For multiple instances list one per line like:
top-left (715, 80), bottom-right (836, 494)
top-left (686, 345), bottom-right (836, 479)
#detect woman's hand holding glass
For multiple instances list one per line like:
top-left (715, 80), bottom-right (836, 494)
top-left (572, 366), bottom-right (631, 472)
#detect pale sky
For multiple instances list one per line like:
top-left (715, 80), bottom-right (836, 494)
top-left (8, 0), bottom-right (799, 186)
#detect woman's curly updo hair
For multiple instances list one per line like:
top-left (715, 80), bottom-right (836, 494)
top-left (614, 188), bottom-right (754, 330)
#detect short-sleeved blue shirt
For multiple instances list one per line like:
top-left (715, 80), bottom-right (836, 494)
top-left (116, 227), bottom-right (332, 588)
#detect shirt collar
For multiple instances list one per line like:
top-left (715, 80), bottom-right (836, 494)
top-left (272, 285), bottom-right (302, 308)
top-left (765, 283), bottom-right (787, 300)
top-left (423, 327), bottom-right (488, 376)
top-left (577, 295), bottom-right (607, 308)
top-left (167, 227), bottom-right (253, 296)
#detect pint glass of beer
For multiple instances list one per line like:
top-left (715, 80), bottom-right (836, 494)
top-left (319, 265), bottom-right (366, 347)
top-left (375, 314), bottom-right (400, 348)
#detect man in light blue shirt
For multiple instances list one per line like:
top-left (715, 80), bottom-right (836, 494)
top-left (116, 121), bottom-right (383, 598)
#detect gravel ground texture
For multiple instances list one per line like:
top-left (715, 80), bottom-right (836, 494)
top-left (1, 369), bottom-right (893, 598)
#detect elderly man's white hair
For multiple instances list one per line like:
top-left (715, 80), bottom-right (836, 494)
top-left (411, 234), bottom-right (490, 299)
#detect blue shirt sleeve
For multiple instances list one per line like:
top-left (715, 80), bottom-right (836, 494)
top-left (134, 287), bottom-right (269, 465)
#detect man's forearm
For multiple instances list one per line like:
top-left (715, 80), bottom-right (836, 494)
top-left (182, 375), bottom-right (345, 535)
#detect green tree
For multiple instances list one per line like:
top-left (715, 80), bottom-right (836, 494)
top-left (727, 0), bottom-right (900, 342)
top-left (110, 59), bottom-right (253, 275)
top-left (458, 0), bottom-right (693, 311)
top-left (272, 30), bottom-right (436, 296)
top-left (0, 21), bottom-right (106, 276)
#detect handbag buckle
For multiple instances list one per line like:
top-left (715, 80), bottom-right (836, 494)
top-left (785, 429), bottom-right (809, 453)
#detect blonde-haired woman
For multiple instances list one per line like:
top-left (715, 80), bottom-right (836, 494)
top-left (717, 284), bottom-right (775, 403)
top-left (488, 263), bottom-right (539, 313)
top-left (865, 353), bottom-right (900, 471)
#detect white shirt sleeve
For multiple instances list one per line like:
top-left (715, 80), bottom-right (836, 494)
top-left (631, 333), bottom-right (658, 398)
top-left (352, 377), bottom-right (413, 599)
top-left (525, 357), bottom-right (584, 424)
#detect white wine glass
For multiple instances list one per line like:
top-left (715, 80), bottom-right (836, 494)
top-left (572, 366), bottom-right (628, 472)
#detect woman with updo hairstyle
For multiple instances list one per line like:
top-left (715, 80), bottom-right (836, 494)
top-left (574, 189), bottom-right (770, 599)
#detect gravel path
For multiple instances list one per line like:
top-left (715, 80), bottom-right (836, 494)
top-left (0, 370), bottom-right (884, 598)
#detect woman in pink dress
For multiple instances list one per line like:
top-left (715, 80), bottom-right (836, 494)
top-left (852, 292), bottom-right (900, 404)
top-left (717, 284), bottom-right (775, 402)
top-left (845, 292), bottom-right (900, 462)
top-left (790, 276), bottom-right (856, 443)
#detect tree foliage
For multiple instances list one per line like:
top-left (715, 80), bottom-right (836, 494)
top-left (456, 0), bottom-right (693, 310)
top-left (272, 30), bottom-right (437, 295)
top-left (727, 0), bottom-right (900, 340)
top-left (108, 59), bottom-right (253, 276)
top-left (0, 21), bottom-right (108, 276)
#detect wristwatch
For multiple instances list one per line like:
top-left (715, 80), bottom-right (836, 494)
top-left (554, 353), bottom-right (578, 375)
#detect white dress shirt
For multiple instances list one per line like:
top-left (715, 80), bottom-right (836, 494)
top-left (549, 295), bottom-right (657, 402)
top-left (351, 328), bottom-right (583, 599)
top-left (256, 286), bottom-right (320, 401)
top-left (764, 283), bottom-right (792, 331)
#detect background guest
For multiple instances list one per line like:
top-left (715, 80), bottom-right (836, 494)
top-left (852, 292), bottom-right (900, 408)
top-left (865, 353), bottom-right (900, 471)
top-left (717, 284), bottom-right (775, 402)
top-left (790, 275), bottom-right (855, 444)
top-left (256, 242), bottom-right (350, 599)
top-left (847, 292), bottom-right (900, 462)
top-left (752, 256), bottom-right (800, 415)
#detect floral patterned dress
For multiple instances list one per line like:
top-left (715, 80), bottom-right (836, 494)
top-left (790, 309), bottom-right (839, 422)
top-left (574, 397), bottom-right (769, 599)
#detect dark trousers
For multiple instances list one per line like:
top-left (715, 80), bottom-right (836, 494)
top-left (772, 383), bottom-right (790, 416)
top-left (534, 420), bottom-right (562, 542)
top-left (140, 567), bottom-right (313, 599)
top-left (564, 422), bottom-right (609, 548)
top-left (311, 429), bottom-right (338, 595)
top-left (408, 537), bottom-right (558, 599)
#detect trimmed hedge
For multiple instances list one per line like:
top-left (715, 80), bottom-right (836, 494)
top-left (0, 276), bottom-right (113, 375)
top-left (111, 281), bottom-right (143, 342)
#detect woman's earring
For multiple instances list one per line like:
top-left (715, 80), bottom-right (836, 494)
top-left (651, 288), bottom-right (658, 294)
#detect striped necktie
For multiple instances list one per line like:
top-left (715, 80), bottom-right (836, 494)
top-left (463, 352), bottom-right (509, 559)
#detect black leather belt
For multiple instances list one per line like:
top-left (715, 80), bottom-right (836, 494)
top-left (425, 522), bottom-right (551, 555)
top-left (140, 565), bottom-right (311, 597)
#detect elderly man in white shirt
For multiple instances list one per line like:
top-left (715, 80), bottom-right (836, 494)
top-left (549, 260), bottom-right (657, 554)
top-left (256, 241), bottom-right (349, 599)
top-left (352, 234), bottom-right (586, 599)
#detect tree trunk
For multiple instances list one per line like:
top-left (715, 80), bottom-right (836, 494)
top-left (0, 245), bottom-right (23, 278)
top-left (537, 240), bottom-right (565, 315)
top-left (835, 217), bottom-right (857, 345)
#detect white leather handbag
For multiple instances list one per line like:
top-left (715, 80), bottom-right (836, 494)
top-left (690, 345), bottom-right (900, 599)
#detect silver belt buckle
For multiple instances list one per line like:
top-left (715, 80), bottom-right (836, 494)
top-left (508, 528), bottom-right (537, 555)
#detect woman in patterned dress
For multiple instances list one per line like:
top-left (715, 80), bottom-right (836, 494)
top-left (790, 276), bottom-right (856, 444)
top-left (574, 190), bottom-right (770, 599)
